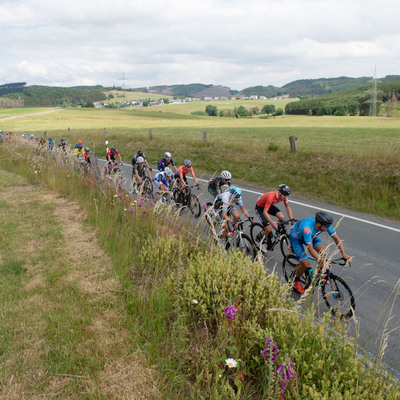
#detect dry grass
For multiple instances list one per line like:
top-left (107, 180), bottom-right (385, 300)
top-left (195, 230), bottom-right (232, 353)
top-left (0, 173), bottom-right (160, 399)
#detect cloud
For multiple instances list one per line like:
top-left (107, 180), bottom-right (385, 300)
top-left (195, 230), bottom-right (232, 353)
top-left (1, 0), bottom-right (400, 89)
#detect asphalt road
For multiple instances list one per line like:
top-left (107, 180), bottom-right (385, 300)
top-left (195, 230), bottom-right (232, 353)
top-left (100, 158), bottom-right (400, 376)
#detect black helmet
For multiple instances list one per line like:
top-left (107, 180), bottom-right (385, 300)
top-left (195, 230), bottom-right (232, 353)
top-left (137, 149), bottom-right (143, 156)
top-left (184, 160), bottom-right (192, 167)
top-left (315, 211), bottom-right (333, 227)
top-left (60, 138), bottom-right (65, 141)
top-left (278, 184), bottom-right (291, 196)
top-left (111, 146), bottom-right (116, 152)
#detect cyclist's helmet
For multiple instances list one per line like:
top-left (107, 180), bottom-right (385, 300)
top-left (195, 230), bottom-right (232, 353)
top-left (111, 146), bottom-right (116, 152)
top-left (164, 152), bottom-right (172, 158)
top-left (137, 150), bottom-right (144, 156)
top-left (278, 184), bottom-right (291, 196)
top-left (315, 211), bottom-right (333, 227)
top-left (78, 140), bottom-right (83, 145)
top-left (60, 138), bottom-right (65, 142)
top-left (221, 170), bottom-right (232, 180)
top-left (137, 156), bottom-right (144, 163)
top-left (184, 160), bottom-right (192, 167)
top-left (230, 186), bottom-right (242, 198)
top-left (48, 137), bottom-right (52, 141)
top-left (84, 147), bottom-right (90, 152)
top-left (164, 167), bottom-right (173, 177)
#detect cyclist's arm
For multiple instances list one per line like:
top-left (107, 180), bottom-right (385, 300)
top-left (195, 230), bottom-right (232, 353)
top-left (145, 159), bottom-right (151, 170)
top-left (239, 204), bottom-right (252, 220)
top-left (286, 204), bottom-right (294, 222)
top-left (190, 170), bottom-right (199, 186)
top-left (146, 167), bottom-right (152, 180)
top-left (307, 244), bottom-right (321, 261)
top-left (117, 153), bottom-right (122, 163)
top-left (332, 234), bottom-right (352, 261)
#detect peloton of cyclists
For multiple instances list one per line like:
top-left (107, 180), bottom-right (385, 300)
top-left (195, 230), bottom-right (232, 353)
top-left (288, 211), bottom-right (352, 294)
top-left (208, 170), bottom-right (232, 198)
top-left (254, 184), bottom-right (294, 250)
top-left (158, 152), bottom-right (177, 172)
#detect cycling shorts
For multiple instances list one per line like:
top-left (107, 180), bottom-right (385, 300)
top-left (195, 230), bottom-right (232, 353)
top-left (255, 204), bottom-right (280, 226)
top-left (289, 236), bottom-right (324, 262)
top-left (208, 185), bottom-right (218, 197)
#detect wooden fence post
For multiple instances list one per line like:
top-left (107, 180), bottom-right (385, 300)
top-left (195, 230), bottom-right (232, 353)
top-left (149, 129), bottom-right (153, 141)
top-left (289, 136), bottom-right (297, 152)
top-left (68, 127), bottom-right (70, 135)
top-left (43, 131), bottom-right (47, 138)
top-left (203, 131), bottom-right (207, 145)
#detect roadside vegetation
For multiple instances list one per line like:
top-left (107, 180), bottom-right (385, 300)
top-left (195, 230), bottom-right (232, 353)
top-left (0, 137), bottom-right (399, 399)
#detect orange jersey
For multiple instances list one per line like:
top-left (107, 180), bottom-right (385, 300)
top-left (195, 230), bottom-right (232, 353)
top-left (256, 191), bottom-right (289, 210)
top-left (177, 165), bottom-right (194, 178)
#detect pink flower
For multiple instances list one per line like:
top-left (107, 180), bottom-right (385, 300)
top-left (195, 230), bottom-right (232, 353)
top-left (223, 304), bottom-right (237, 320)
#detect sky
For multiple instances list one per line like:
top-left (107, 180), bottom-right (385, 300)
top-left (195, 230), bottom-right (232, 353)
top-left (1, 0), bottom-right (400, 90)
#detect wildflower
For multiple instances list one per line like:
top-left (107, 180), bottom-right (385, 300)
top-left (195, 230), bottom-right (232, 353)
top-left (130, 206), bottom-right (134, 214)
top-left (192, 299), bottom-right (198, 304)
top-left (114, 195), bottom-right (118, 198)
top-left (202, 204), bottom-right (207, 211)
top-left (116, 234), bottom-right (119, 239)
top-left (124, 208), bottom-right (127, 211)
top-left (261, 337), bottom-right (279, 363)
top-left (150, 201), bottom-right (154, 207)
top-left (224, 304), bottom-right (238, 320)
top-left (277, 359), bottom-right (296, 392)
top-left (225, 358), bottom-right (237, 368)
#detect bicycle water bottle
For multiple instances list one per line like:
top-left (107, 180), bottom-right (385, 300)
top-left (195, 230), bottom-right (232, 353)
top-left (307, 267), bottom-right (314, 282)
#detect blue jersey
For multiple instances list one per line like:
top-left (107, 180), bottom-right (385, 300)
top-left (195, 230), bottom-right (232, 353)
top-left (289, 217), bottom-right (336, 246)
top-left (158, 157), bottom-right (175, 171)
top-left (154, 171), bottom-right (174, 187)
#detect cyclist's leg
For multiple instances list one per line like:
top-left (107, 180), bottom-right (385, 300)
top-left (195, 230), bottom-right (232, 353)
top-left (290, 237), bottom-right (310, 278)
top-left (255, 205), bottom-right (272, 238)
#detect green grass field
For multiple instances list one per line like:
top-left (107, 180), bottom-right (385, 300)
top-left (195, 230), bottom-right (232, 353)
top-left (1, 104), bottom-right (400, 219)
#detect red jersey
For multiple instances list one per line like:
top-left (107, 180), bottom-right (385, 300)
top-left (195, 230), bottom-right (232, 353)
top-left (256, 191), bottom-right (289, 210)
top-left (107, 149), bottom-right (120, 158)
top-left (177, 165), bottom-right (194, 178)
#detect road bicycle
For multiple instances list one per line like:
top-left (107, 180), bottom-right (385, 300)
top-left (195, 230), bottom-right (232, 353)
top-left (131, 175), bottom-right (154, 199)
top-left (172, 185), bottom-right (201, 218)
top-left (223, 220), bottom-right (255, 260)
top-left (104, 160), bottom-right (123, 185)
top-left (282, 254), bottom-right (355, 319)
top-left (250, 219), bottom-right (297, 258)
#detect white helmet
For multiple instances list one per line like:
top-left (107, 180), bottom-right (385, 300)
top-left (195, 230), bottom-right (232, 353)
top-left (221, 170), bottom-right (232, 180)
top-left (137, 156), bottom-right (144, 163)
top-left (164, 167), bottom-right (173, 177)
top-left (164, 152), bottom-right (171, 158)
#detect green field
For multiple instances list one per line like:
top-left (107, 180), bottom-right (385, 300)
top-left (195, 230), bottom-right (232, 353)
top-left (1, 105), bottom-right (400, 219)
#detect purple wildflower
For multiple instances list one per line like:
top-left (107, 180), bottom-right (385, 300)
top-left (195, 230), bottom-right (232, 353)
top-left (261, 337), bottom-right (279, 363)
top-left (150, 201), bottom-right (154, 207)
top-left (138, 197), bottom-right (145, 207)
top-left (116, 234), bottom-right (119, 239)
top-left (277, 359), bottom-right (296, 382)
top-left (130, 206), bottom-right (134, 214)
top-left (223, 304), bottom-right (238, 320)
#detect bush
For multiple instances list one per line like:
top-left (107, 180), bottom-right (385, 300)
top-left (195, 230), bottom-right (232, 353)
top-left (205, 104), bottom-right (218, 116)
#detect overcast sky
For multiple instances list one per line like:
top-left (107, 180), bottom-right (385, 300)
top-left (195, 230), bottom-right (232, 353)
top-left (1, 0), bottom-right (399, 90)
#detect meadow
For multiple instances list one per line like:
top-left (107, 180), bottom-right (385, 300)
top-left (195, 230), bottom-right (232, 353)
top-left (1, 103), bottom-right (400, 219)
top-left (0, 137), bottom-right (399, 399)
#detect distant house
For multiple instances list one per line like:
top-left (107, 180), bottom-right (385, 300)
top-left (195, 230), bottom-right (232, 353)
top-left (259, 96), bottom-right (267, 100)
top-left (249, 95), bottom-right (258, 100)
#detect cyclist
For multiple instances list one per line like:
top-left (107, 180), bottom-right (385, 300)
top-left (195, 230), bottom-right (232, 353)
top-left (173, 160), bottom-right (200, 192)
top-left (106, 146), bottom-right (122, 175)
top-left (58, 138), bottom-right (68, 150)
top-left (208, 170), bottom-right (232, 198)
top-left (158, 152), bottom-right (177, 172)
top-left (83, 147), bottom-right (92, 164)
top-left (132, 149), bottom-right (152, 171)
top-left (133, 156), bottom-right (152, 187)
top-left (38, 137), bottom-right (46, 146)
top-left (215, 186), bottom-right (254, 246)
top-left (254, 184), bottom-right (294, 249)
top-left (154, 167), bottom-right (175, 196)
top-left (288, 211), bottom-right (352, 294)
top-left (47, 137), bottom-right (55, 150)
top-left (74, 140), bottom-right (83, 149)
top-left (73, 142), bottom-right (84, 162)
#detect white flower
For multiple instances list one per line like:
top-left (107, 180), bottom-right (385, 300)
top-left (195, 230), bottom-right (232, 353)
top-left (225, 358), bottom-right (237, 368)
top-left (192, 299), bottom-right (198, 304)
top-left (114, 195), bottom-right (118, 197)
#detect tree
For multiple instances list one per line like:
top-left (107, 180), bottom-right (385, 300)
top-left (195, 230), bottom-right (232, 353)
top-left (236, 105), bottom-right (249, 118)
top-left (261, 104), bottom-right (276, 114)
top-left (274, 108), bottom-right (284, 116)
top-left (205, 104), bottom-right (218, 116)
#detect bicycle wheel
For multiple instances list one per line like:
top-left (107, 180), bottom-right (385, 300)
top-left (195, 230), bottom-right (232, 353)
top-left (188, 194), bottom-right (201, 218)
top-left (282, 254), bottom-right (301, 283)
top-left (321, 274), bottom-right (355, 319)
top-left (144, 177), bottom-right (154, 193)
top-left (280, 234), bottom-right (292, 258)
top-left (250, 222), bottom-right (266, 251)
top-left (234, 233), bottom-right (255, 260)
